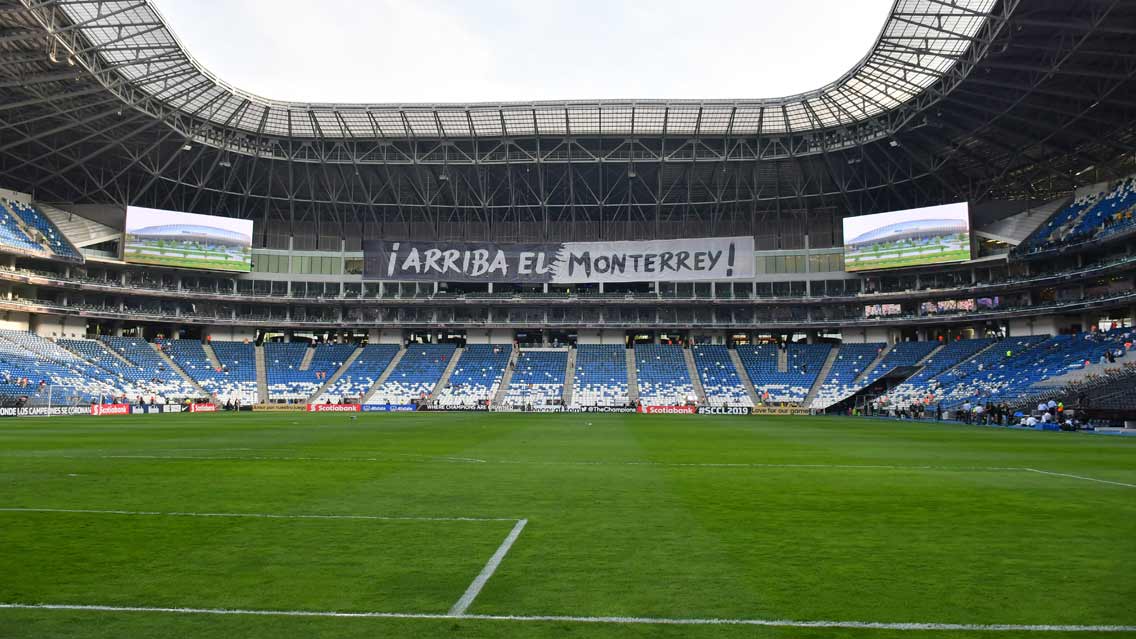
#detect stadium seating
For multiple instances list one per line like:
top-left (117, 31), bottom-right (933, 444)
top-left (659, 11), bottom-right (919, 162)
top-left (885, 338), bottom-right (993, 405)
top-left (367, 343), bottom-right (456, 405)
top-left (0, 330), bottom-right (121, 404)
top-left (934, 331), bottom-right (1130, 408)
top-left (64, 336), bottom-right (197, 400)
top-left (1021, 176), bottom-right (1136, 253)
top-left (737, 343), bottom-right (831, 404)
top-left (691, 345), bottom-right (753, 407)
top-left (0, 203), bottom-right (45, 254)
top-left (434, 344), bottom-right (511, 408)
top-left (501, 349), bottom-right (567, 408)
top-left (162, 339), bottom-right (258, 403)
top-left (263, 342), bottom-right (312, 401)
top-left (635, 344), bottom-right (695, 406)
top-left (315, 344), bottom-right (400, 403)
top-left (571, 344), bottom-right (629, 407)
top-left (2, 199), bottom-right (82, 261)
top-left (809, 343), bottom-right (885, 409)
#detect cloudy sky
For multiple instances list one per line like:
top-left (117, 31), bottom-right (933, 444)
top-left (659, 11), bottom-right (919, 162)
top-left (150, 0), bottom-right (893, 104)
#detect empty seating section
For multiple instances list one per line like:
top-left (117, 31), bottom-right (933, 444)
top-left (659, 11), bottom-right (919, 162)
top-left (163, 339), bottom-right (257, 403)
top-left (263, 342), bottom-right (312, 401)
top-left (572, 344), bottom-right (629, 406)
top-left (809, 343), bottom-right (884, 409)
top-left (64, 337), bottom-right (195, 400)
top-left (858, 341), bottom-right (940, 387)
top-left (435, 344), bottom-right (511, 407)
top-left (886, 338), bottom-right (993, 404)
top-left (635, 344), bottom-right (694, 406)
top-left (692, 345), bottom-right (752, 407)
top-left (0, 329), bottom-right (118, 404)
top-left (502, 349), bottom-right (567, 407)
top-left (368, 343), bottom-right (456, 405)
top-left (738, 344), bottom-right (830, 404)
top-left (2, 199), bottom-right (82, 261)
top-left (1022, 176), bottom-right (1136, 253)
top-left (0, 202), bottom-right (43, 254)
top-left (934, 332), bottom-right (1130, 407)
top-left (317, 344), bottom-right (399, 402)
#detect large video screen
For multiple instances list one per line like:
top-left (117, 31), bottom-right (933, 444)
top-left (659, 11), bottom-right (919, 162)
top-left (842, 202), bottom-right (971, 272)
top-left (124, 206), bottom-right (253, 272)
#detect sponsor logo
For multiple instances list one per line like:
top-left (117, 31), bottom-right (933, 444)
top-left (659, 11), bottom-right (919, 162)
top-left (361, 404), bottom-right (417, 412)
top-left (638, 405), bottom-right (698, 415)
top-left (750, 406), bottom-right (810, 416)
top-left (0, 406), bottom-right (90, 417)
top-left (90, 403), bottom-right (131, 416)
top-left (189, 403), bottom-right (217, 413)
top-left (252, 404), bottom-right (306, 412)
top-left (697, 406), bottom-right (752, 415)
top-left (562, 406), bottom-right (637, 413)
top-left (307, 403), bottom-right (362, 412)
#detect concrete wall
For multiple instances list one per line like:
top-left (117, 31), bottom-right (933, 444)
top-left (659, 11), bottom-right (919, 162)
top-left (31, 314), bottom-right (85, 340)
top-left (367, 329), bottom-right (404, 344)
top-left (0, 311), bottom-right (30, 332)
top-left (465, 329), bottom-right (514, 344)
top-left (841, 327), bottom-right (893, 344)
top-left (205, 325), bottom-right (257, 342)
top-left (1008, 316), bottom-right (1060, 337)
top-left (577, 329), bottom-right (625, 345)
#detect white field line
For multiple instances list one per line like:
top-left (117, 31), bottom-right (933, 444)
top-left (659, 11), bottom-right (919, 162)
top-left (1022, 468), bottom-right (1136, 489)
top-left (0, 603), bottom-right (1132, 632)
top-left (449, 518), bottom-right (528, 616)
top-left (0, 507), bottom-right (517, 523)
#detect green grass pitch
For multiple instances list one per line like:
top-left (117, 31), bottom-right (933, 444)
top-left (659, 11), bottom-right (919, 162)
top-left (0, 412), bottom-right (1133, 638)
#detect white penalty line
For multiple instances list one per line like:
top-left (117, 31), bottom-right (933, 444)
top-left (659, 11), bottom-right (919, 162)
top-left (449, 518), bottom-right (528, 616)
top-left (0, 507), bottom-right (517, 523)
top-left (0, 603), bottom-right (1132, 632)
top-left (1022, 468), bottom-right (1136, 489)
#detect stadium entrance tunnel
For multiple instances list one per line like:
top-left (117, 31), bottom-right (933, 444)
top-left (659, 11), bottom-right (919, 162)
top-left (825, 366), bottom-right (919, 415)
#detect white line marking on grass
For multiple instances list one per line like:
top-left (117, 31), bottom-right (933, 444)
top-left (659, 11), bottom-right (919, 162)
top-left (0, 603), bottom-right (1132, 632)
top-left (0, 507), bottom-right (517, 523)
top-left (1022, 468), bottom-right (1136, 489)
top-left (449, 518), bottom-right (528, 616)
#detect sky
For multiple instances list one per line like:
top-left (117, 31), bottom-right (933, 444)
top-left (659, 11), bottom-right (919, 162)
top-left (149, 0), bottom-right (894, 104)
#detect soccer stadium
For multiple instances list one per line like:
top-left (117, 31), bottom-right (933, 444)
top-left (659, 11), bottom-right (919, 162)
top-left (0, 0), bottom-right (1134, 637)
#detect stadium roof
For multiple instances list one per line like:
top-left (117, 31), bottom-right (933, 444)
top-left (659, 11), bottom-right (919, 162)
top-left (47, 0), bottom-right (997, 139)
top-left (0, 0), bottom-right (1133, 231)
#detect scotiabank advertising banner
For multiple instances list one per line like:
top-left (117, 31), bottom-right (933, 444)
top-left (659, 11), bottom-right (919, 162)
top-left (637, 405), bottom-right (698, 415)
top-left (363, 237), bottom-right (754, 283)
top-left (90, 403), bottom-right (131, 416)
top-left (189, 403), bottom-right (217, 413)
top-left (307, 403), bottom-right (361, 412)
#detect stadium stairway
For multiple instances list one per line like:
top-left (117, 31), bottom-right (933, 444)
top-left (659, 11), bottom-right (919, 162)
top-left (683, 347), bottom-right (708, 405)
top-left (360, 347), bottom-right (406, 403)
top-left (777, 348), bottom-right (788, 373)
top-left (626, 348), bottom-right (639, 403)
top-left (915, 343), bottom-right (945, 368)
top-left (429, 347), bottom-right (464, 400)
top-left (854, 343), bottom-right (894, 385)
top-left (150, 342), bottom-right (206, 396)
top-left (254, 344), bottom-right (268, 403)
top-left (201, 342), bottom-right (223, 370)
top-left (728, 348), bottom-right (761, 406)
top-left (804, 346), bottom-right (840, 407)
top-left (491, 346), bottom-right (519, 408)
top-left (298, 347), bottom-right (316, 371)
top-left (562, 347), bottom-right (578, 405)
top-left (306, 346), bottom-right (363, 402)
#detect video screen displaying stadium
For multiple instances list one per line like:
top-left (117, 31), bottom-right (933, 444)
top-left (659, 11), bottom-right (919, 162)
top-left (123, 207), bottom-right (254, 272)
top-left (842, 202), bottom-right (972, 272)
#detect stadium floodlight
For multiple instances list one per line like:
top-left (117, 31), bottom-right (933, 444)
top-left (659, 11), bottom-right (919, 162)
top-left (888, 139), bottom-right (901, 148)
top-left (180, 143), bottom-right (192, 151)
top-left (219, 159), bottom-right (232, 168)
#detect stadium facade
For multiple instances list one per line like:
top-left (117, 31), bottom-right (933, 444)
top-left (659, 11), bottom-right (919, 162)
top-left (0, 0), bottom-right (1133, 415)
